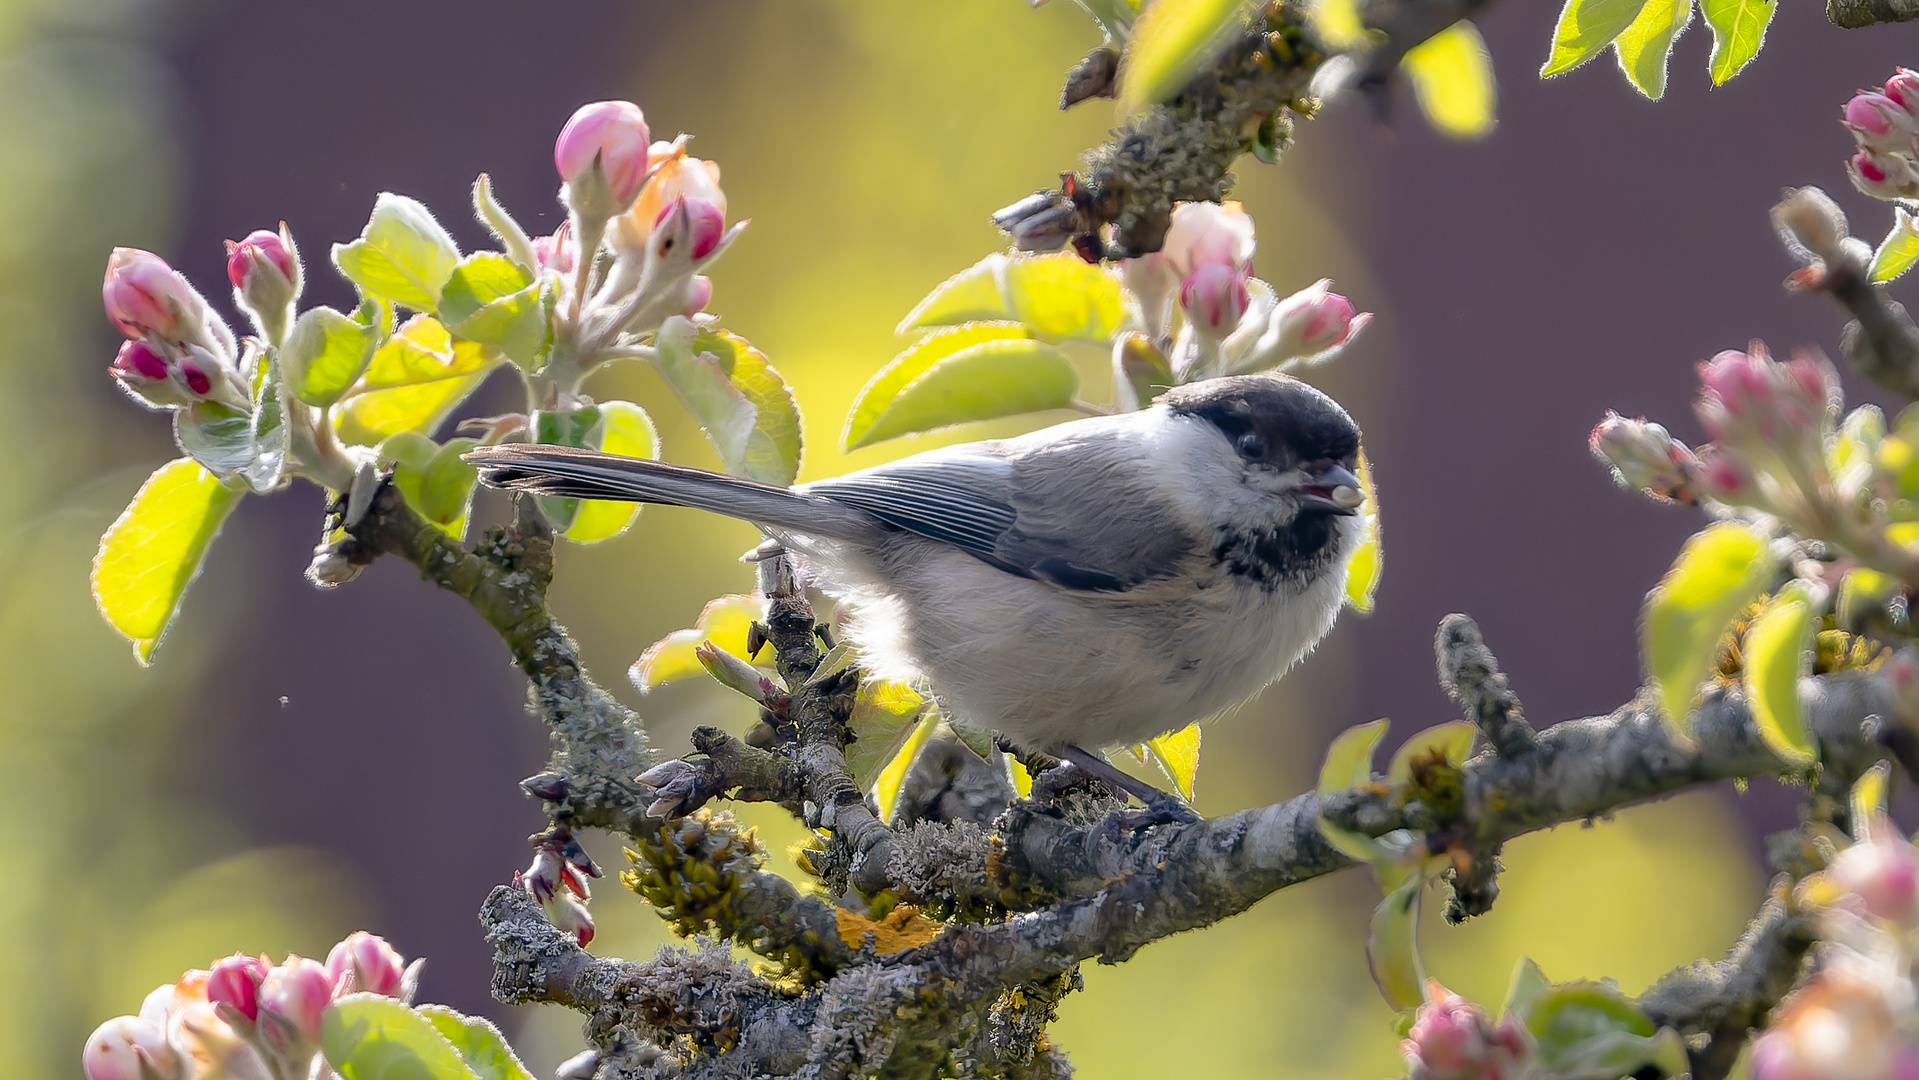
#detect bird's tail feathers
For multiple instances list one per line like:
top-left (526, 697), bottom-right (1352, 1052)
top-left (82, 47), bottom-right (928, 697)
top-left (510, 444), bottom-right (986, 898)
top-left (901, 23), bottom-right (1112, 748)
top-left (464, 444), bottom-right (873, 539)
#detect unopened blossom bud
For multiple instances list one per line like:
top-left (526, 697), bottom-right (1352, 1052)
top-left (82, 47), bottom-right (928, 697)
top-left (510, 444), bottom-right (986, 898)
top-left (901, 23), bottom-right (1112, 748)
top-left (206, 953), bottom-right (270, 1024)
top-left (1694, 346), bottom-right (1833, 453)
top-left (225, 228), bottom-right (299, 342)
top-left (83, 1016), bottom-right (181, 1080)
top-left (1888, 68), bottom-right (1919, 112)
top-left (256, 956), bottom-right (332, 1052)
top-left (1850, 148), bottom-right (1919, 201)
top-left (680, 274), bottom-right (713, 317)
top-left (1750, 968), bottom-right (1912, 1080)
top-left (1590, 412), bottom-right (1700, 503)
top-left (109, 340), bottom-right (189, 409)
top-left (523, 847), bottom-right (564, 904)
top-left (1845, 92), bottom-right (1919, 155)
top-left (103, 248), bottom-right (205, 344)
top-left (1825, 819), bottom-right (1919, 926)
top-left (1160, 200), bottom-right (1256, 276)
top-left (648, 196), bottom-right (728, 264)
top-left (555, 100), bottom-right (652, 211)
top-left (1262, 279), bottom-right (1370, 365)
top-left (532, 228), bottom-right (576, 276)
top-left (325, 932), bottom-right (406, 998)
top-left (1179, 262), bottom-right (1250, 336)
top-left (1691, 446), bottom-right (1757, 502)
top-left (1772, 187), bottom-right (1850, 265)
top-left (616, 145), bottom-right (726, 254)
top-left (1401, 982), bottom-right (1534, 1080)
top-left (545, 893), bottom-right (595, 948)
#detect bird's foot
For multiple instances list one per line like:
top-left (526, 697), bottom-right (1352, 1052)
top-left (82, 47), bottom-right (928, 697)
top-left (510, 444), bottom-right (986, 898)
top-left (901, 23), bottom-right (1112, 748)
top-left (1056, 744), bottom-right (1200, 829)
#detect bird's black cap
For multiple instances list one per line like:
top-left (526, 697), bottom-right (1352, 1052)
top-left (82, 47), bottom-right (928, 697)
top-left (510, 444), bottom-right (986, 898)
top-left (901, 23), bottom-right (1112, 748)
top-left (1159, 374), bottom-right (1360, 465)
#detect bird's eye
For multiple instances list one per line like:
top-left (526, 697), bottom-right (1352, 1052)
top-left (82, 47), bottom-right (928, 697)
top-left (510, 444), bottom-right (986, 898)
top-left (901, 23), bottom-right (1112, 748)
top-left (1237, 432), bottom-right (1266, 459)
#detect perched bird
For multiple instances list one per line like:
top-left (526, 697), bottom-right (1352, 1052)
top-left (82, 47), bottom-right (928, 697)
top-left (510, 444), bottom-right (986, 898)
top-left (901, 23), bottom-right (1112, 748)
top-left (468, 373), bottom-right (1366, 808)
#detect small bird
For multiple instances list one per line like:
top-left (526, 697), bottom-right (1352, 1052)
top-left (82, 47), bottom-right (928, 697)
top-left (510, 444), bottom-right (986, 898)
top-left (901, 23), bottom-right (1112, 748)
top-left (468, 373), bottom-right (1366, 808)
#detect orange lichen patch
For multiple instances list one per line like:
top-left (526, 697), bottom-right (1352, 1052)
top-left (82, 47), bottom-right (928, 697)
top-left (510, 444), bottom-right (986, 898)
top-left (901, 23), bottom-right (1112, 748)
top-left (836, 904), bottom-right (944, 952)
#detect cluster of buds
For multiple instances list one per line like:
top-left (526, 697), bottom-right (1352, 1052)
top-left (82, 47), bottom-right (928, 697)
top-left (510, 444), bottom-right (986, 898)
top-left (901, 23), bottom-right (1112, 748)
top-left (1400, 980), bottom-right (1536, 1080)
top-left (82, 933), bottom-right (419, 1080)
top-left (515, 826), bottom-right (601, 947)
top-left (1120, 201), bottom-right (1369, 384)
top-left (1846, 70), bottom-right (1919, 200)
top-left (545, 101), bottom-right (741, 385)
top-left (103, 248), bottom-right (251, 412)
top-left (1588, 412), bottom-right (1702, 504)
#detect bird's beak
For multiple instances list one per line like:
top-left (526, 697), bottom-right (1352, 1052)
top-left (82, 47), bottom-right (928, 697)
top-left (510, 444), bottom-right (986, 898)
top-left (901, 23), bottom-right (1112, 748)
top-left (1299, 462), bottom-right (1365, 516)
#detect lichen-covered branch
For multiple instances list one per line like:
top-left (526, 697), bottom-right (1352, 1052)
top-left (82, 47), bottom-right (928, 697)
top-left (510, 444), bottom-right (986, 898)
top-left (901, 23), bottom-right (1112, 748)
top-left (1828, 0), bottom-right (1919, 28)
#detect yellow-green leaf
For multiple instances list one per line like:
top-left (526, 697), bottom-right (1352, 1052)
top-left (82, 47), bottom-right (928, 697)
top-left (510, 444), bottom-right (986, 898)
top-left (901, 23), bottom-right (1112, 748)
top-left (1345, 450), bottom-right (1382, 612)
top-left (1643, 521), bottom-right (1773, 737)
top-left (701, 329), bottom-right (803, 487)
top-left (1402, 22), bottom-right (1496, 140)
top-left (1873, 210), bottom-right (1919, 284)
top-left (1002, 254), bottom-right (1125, 342)
top-left (92, 459), bottom-right (244, 665)
top-left (331, 192), bottom-right (462, 312)
top-left (1145, 722), bottom-right (1203, 801)
top-left (283, 305), bottom-right (380, 407)
top-left (846, 679), bottom-right (932, 789)
top-left (1120, 0), bottom-right (1254, 111)
top-left (900, 255), bottom-right (1015, 331)
top-left (1319, 718), bottom-right (1387, 793)
top-left (565, 402), bottom-right (660, 544)
top-left (843, 327), bottom-right (1077, 450)
top-left (1503, 957), bottom-right (1553, 1018)
top-left (874, 711), bottom-right (940, 824)
top-left (1852, 761), bottom-right (1892, 842)
top-left (334, 316), bottom-right (498, 446)
top-left (1309, 0), bottom-right (1369, 48)
top-left (1540, 0), bottom-right (1652, 77)
top-left (1367, 872), bottom-right (1426, 1011)
top-left (1699, 0), bottom-right (1775, 85)
top-left (1741, 585), bottom-right (1816, 766)
top-left (1387, 720), bottom-right (1477, 784)
top-left (321, 993), bottom-right (480, 1080)
top-left (416, 1006), bottom-right (536, 1080)
top-left (382, 435), bottom-right (481, 540)
top-left (1612, 0), bottom-right (1692, 99)
top-left (629, 595), bottom-right (766, 692)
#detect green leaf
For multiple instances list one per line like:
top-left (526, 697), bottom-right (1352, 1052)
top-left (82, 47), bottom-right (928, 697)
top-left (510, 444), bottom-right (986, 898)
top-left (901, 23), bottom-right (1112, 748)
top-left (285, 306), bottom-right (381, 407)
top-left (1540, 0), bottom-right (1652, 77)
top-left (1387, 720), bottom-right (1477, 784)
top-left (1872, 210), bottom-right (1919, 284)
top-left (1741, 584), bottom-right (1816, 765)
top-left (694, 329), bottom-right (803, 486)
top-left (630, 595), bottom-right (767, 692)
top-left (332, 193), bottom-right (462, 312)
top-left (1401, 21), bottom-right (1496, 140)
top-left (1699, 0), bottom-right (1775, 85)
top-left (1524, 982), bottom-right (1683, 1080)
top-left (1119, 0), bottom-right (1253, 110)
top-left (1642, 521), bottom-right (1773, 736)
top-left (845, 678), bottom-right (933, 789)
top-left (1345, 451), bottom-right (1382, 612)
top-left (92, 459), bottom-right (243, 665)
top-left (1144, 722), bottom-right (1202, 801)
top-left (1852, 760), bottom-right (1892, 841)
top-left (440, 252), bottom-right (550, 369)
top-left (1503, 957), bottom-right (1553, 1019)
top-left (1317, 718), bottom-right (1390, 863)
top-left (563, 401), bottom-right (660, 543)
top-left (873, 708), bottom-right (940, 824)
top-left (1837, 566), bottom-right (1899, 631)
top-left (1367, 872), bottom-right (1426, 1011)
top-left (901, 253), bottom-right (1123, 343)
top-left (321, 993), bottom-right (480, 1080)
top-left (1001, 254), bottom-right (1125, 342)
top-left (415, 1006), bottom-right (535, 1080)
top-left (843, 323), bottom-right (1076, 450)
top-left (529, 405), bottom-right (604, 531)
top-left (335, 316), bottom-right (498, 446)
top-left (174, 403), bottom-right (256, 480)
top-left (244, 358), bottom-right (291, 493)
top-left (383, 435), bottom-right (480, 539)
top-left (472, 173), bottom-right (540, 276)
top-left (1612, 0), bottom-right (1692, 99)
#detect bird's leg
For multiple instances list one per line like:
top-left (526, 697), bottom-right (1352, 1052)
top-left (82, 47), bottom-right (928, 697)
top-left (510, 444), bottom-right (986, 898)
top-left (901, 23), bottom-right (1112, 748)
top-left (1057, 745), bottom-right (1201, 827)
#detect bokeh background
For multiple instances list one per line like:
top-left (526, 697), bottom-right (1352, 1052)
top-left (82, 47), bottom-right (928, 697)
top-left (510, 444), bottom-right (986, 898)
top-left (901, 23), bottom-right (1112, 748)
top-left (10, 0), bottom-right (1919, 1076)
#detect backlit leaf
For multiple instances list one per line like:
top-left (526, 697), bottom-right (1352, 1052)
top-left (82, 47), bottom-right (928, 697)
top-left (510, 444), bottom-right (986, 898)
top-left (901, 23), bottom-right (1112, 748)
top-left (630, 595), bottom-right (766, 692)
top-left (1741, 584), bottom-right (1816, 765)
top-left (1317, 718), bottom-right (1390, 863)
top-left (1001, 254), bottom-right (1125, 342)
top-left (1402, 22), bottom-right (1496, 140)
top-left (1503, 957), bottom-right (1553, 1019)
top-left (1387, 720), bottom-right (1477, 784)
top-left (1699, 0), bottom-right (1775, 85)
top-left (1345, 450), bottom-right (1382, 611)
top-left (173, 402), bottom-right (255, 480)
top-left (1853, 761), bottom-right (1892, 841)
top-left (92, 459), bottom-right (243, 665)
top-left (321, 994), bottom-right (480, 1080)
top-left (652, 318), bottom-right (797, 483)
top-left (844, 324), bottom-right (1076, 449)
top-left (1309, 0), bottom-right (1369, 49)
top-left (564, 401), bottom-right (660, 544)
top-left (1612, 0), bottom-right (1692, 99)
top-left (415, 1006), bottom-right (536, 1080)
top-left (1367, 872), bottom-right (1425, 1011)
top-left (874, 710), bottom-right (940, 824)
top-left (441, 252), bottom-right (550, 369)
top-left (846, 679), bottom-right (932, 789)
top-left (694, 329), bottom-right (803, 486)
top-left (1145, 722), bottom-right (1203, 801)
top-left (1872, 210), bottom-right (1919, 284)
top-left (899, 255), bottom-right (1013, 330)
top-left (1540, 0), bottom-right (1651, 77)
top-left (1120, 0), bottom-right (1253, 111)
top-left (383, 435), bottom-right (481, 539)
top-left (1642, 521), bottom-right (1772, 737)
top-left (334, 316), bottom-right (498, 445)
top-left (284, 305), bottom-right (380, 407)
top-left (331, 193), bottom-right (462, 312)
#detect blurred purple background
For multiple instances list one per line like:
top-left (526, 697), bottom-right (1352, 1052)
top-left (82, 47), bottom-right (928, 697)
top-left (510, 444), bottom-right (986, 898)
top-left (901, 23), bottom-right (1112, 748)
top-left (134, 0), bottom-right (1919, 1034)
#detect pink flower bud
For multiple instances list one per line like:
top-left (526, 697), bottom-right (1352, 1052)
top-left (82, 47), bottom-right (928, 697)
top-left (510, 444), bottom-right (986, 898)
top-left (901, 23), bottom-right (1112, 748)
top-left (1851, 148), bottom-right (1919, 201)
top-left (179, 360), bottom-right (212, 397)
top-left (626, 146), bottom-right (726, 246)
top-left (1694, 345), bottom-right (1833, 450)
top-left (1827, 821), bottom-right (1919, 926)
top-left (1266, 279), bottom-right (1369, 363)
top-left (324, 932), bottom-right (406, 998)
top-left (83, 1016), bottom-right (181, 1080)
top-left (1692, 447), bottom-right (1755, 500)
top-left (1401, 982), bottom-right (1534, 1080)
top-left (1590, 411), bottom-right (1700, 503)
top-left (1846, 92), bottom-right (1917, 154)
top-left (523, 848), bottom-right (564, 904)
top-left (112, 340), bottom-right (169, 383)
top-left (256, 956), bottom-right (332, 1051)
top-left (1160, 200), bottom-right (1256, 276)
top-left (555, 101), bottom-right (651, 207)
top-left (681, 274), bottom-right (713, 317)
top-left (224, 230), bottom-right (294, 289)
top-left (206, 953), bottom-right (270, 1023)
top-left (1751, 968), bottom-right (1911, 1080)
top-left (545, 893), bottom-right (595, 948)
top-left (1178, 262), bottom-right (1250, 335)
top-left (652, 197), bottom-right (728, 261)
top-left (533, 228), bottom-right (576, 275)
top-left (103, 248), bottom-right (203, 343)
top-left (1888, 69), bottom-right (1919, 112)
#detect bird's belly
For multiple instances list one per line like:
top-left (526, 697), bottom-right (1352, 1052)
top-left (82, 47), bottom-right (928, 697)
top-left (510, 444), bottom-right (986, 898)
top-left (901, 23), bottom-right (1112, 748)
top-left (810, 538), bottom-right (1346, 754)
